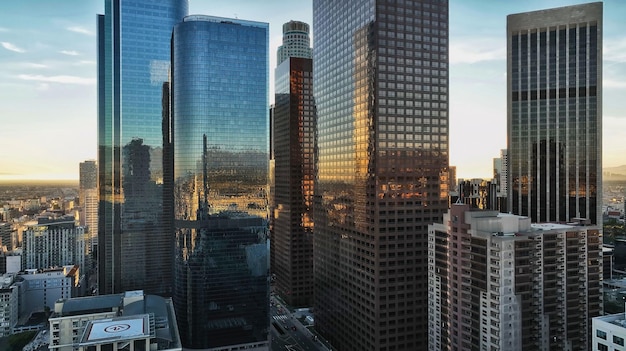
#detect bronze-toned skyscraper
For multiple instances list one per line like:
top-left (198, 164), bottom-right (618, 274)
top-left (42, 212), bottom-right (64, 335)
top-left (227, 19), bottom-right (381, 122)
top-left (507, 2), bottom-right (602, 225)
top-left (271, 20), bottom-right (315, 307)
top-left (312, 1), bottom-right (450, 349)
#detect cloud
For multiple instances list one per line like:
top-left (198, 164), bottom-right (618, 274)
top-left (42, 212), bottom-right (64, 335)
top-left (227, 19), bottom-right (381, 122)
top-left (75, 60), bottom-right (96, 65)
top-left (60, 50), bottom-right (80, 56)
top-left (67, 26), bottom-right (94, 36)
top-left (605, 79), bottom-right (626, 89)
top-left (449, 38), bottom-right (505, 64)
top-left (1, 42), bottom-right (25, 53)
top-left (604, 37), bottom-right (626, 63)
top-left (17, 74), bottom-right (95, 85)
top-left (0, 27), bottom-right (8, 32)
top-left (36, 83), bottom-right (50, 91)
top-left (24, 63), bottom-right (48, 69)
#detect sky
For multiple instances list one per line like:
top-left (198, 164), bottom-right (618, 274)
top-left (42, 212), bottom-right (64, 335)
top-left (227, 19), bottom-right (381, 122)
top-left (0, 0), bottom-right (624, 181)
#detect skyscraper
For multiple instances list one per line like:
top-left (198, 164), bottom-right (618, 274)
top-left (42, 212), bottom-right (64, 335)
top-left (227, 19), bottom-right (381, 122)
top-left (276, 20), bottom-right (313, 65)
top-left (271, 20), bottom-right (315, 308)
top-left (429, 204), bottom-right (602, 350)
top-left (507, 2), bottom-right (602, 225)
top-left (79, 160), bottom-right (97, 267)
top-left (493, 149), bottom-right (508, 212)
top-left (97, 0), bottom-right (188, 296)
top-left (169, 15), bottom-right (269, 350)
top-left (312, 1), bottom-right (450, 349)
top-left (79, 160), bottom-right (97, 227)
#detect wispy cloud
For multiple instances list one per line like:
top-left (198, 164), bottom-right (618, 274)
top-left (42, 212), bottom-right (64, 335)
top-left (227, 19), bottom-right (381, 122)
top-left (605, 79), bottom-right (626, 89)
top-left (75, 60), bottom-right (96, 65)
top-left (36, 83), bottom-right (50, 91)
top-left (605, 37), bottom-right (626, 63)
top-left (1, 42), bottom-right (25, 53)
top-left (0, 27), bottom-right (8, 32)
top-left (24, 63), bottom-right (48, 69)
top-left (67, 26), bottom-right (94, 36)
top-left (449, 38), bottom-right (505, 64)
top-left (59, 50), bottom-right (80, 56)
top-left (17, 74), bottom-right (95, 85)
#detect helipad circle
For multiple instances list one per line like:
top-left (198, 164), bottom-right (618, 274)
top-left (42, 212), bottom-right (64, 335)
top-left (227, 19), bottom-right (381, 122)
top-left (104, 324), bottom-right (131, 333)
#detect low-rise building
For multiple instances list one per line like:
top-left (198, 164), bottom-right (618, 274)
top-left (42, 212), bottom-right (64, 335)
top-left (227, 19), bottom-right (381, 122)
top-left (0, 273), bottom-right (18, 337)
top-left (592, 308), bottom-right (626, 351)
top-left (16, 266), bottom-right (77, 319)
top-left (49, 290), bottom-right (181, 351)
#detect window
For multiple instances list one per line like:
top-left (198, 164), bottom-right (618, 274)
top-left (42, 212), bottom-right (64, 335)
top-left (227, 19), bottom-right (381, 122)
top-left (597, 342), bottom-right (608, 351)
top-left (596, 329), bottom-right (607, 340)
top-left (613, 335), bottom-right (624, 346)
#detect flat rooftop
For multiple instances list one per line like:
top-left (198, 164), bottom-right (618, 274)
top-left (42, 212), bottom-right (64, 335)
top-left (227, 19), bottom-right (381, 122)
top-left (80, 314), bottom-right (152, 346)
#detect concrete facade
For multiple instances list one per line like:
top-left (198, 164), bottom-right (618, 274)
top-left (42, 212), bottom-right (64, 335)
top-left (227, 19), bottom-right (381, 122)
top-left (429, 203), bottom-right (602, 350)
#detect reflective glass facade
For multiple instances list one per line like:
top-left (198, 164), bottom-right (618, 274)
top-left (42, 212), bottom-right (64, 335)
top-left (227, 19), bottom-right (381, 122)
top-left (170, 16), bottom-right (269, 350)
top-left (313, 1), bottom-right (449, 350)
top-left (507, 3), bottom-right (602, 225)
top-left (271, 57), bottom-right (315, 307)
top-left (97, 0), bottom-right (188, 296)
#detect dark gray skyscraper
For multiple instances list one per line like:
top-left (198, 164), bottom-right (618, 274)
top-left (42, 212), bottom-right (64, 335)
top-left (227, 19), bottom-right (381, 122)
top-left (507, 2), bottom-right (602, 225)
top-left (97, 0), bottom-right (188, 296)
top-left (271, 20), bottom-right (314, 308)
top-left (169, 15), bottom-right (269, 350)
top-left (312, 1), bottom-right (450, 350)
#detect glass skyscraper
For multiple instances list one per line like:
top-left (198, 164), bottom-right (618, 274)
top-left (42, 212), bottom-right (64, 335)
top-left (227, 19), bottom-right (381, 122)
top-left (97, 0), bottom-right (188, 296)
top-left (312, 1), bottom-right (449, 350)
top-left (271, 21), bottom-right (315, 308)
top-left (507, 2), bottom-right (602, 225)
top-left (169, 15), bottom-right (269, 350)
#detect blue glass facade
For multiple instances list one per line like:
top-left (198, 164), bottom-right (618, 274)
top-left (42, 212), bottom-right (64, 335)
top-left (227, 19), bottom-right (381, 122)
top-left (97, 0), bottom-right (188, 296)
top-left (170, 15), bottom-right (269, 349)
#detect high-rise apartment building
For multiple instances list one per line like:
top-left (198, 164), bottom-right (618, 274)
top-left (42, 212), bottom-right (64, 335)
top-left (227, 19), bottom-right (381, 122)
top-left (22, 217), bottom-right (86, 271)
top-left (429, 204), bottom-right (602, 350)
top-left (277, 21), bottom-right (313, 65)
top-left (168, 15), bottom-right (269, 350)
top-left (312, 1), bottom-right (450, 349)
top-left (97, 0), bottom-right (188, 296)
top-left (271, 20), bottom-right (315, 308)
top-left (0, 223), bottom-right (14, 251)
top-left (507, 2), bottom-right (602, 225)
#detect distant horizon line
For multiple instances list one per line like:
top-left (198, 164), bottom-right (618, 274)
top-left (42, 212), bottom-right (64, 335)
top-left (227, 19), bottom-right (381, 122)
top-left (0, 179), bottom-right (78, 184)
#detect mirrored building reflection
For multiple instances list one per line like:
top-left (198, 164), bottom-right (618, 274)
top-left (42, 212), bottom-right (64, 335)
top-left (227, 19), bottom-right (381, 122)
top-left (168, 15), bottom-right (269, 350)
top-left (97, 0), bottom-right (188, 296)
top-left (312, 1), bottom-right (450, 349)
